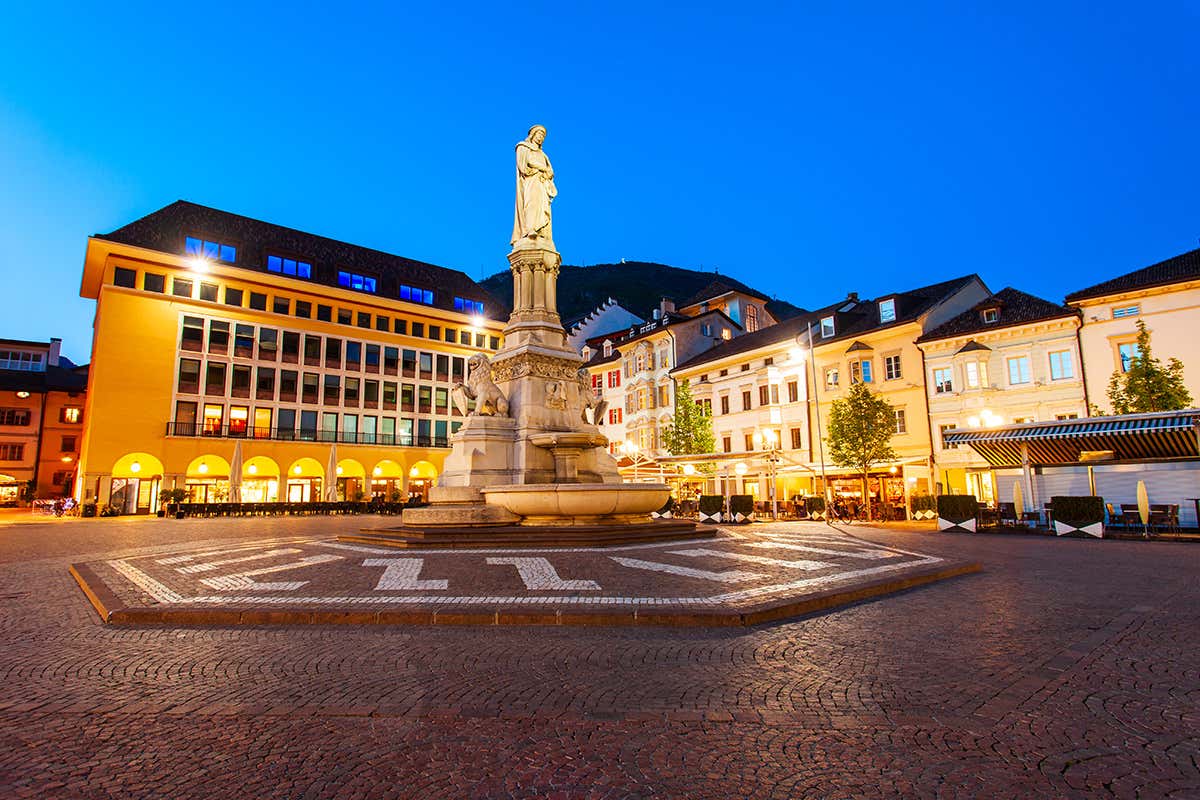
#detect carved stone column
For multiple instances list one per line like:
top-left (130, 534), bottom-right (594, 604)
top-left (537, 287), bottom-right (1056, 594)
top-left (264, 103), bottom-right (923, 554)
top-left (503, 246), bottom-right (567, 351)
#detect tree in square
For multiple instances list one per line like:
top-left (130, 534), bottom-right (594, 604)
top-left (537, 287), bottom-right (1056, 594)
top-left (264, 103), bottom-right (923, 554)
top-left (662, 379), bottom-right (715, 457)
top-left (1106, 320), bottom-right (1192, 414)
top-left (826, 382), bottom-right (897, 521)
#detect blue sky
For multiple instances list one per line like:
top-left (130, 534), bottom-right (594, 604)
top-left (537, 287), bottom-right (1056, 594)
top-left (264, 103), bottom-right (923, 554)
top-left (2, 1), bottom-right (1197, 363)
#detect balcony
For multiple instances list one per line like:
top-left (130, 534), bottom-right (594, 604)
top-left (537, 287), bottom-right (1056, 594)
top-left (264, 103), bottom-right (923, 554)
top-left (165, 422), bottom-right (449, 448)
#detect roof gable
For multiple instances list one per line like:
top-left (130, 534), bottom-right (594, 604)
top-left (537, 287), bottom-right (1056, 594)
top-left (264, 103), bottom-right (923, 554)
top-left (1065, 247), bottom-right (1200, 303)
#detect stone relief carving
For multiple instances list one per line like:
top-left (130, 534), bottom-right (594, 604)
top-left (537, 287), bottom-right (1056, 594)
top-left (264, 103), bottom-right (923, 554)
top-left (545, 381), bottom-right (568, 410)
top-left (490, 352), bottom-right (581, 384)
top-left (451, 353), bottom-right (510, 417)
top-left (575, 367), bottom-right (608, 425)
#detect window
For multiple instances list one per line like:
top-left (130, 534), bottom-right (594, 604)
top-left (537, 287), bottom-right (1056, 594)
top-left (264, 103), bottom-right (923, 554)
top-left (202, 404), bottom-right (223, 435)
top-left (256, 367), bottom-right (275, 400)
top-left (302, 374), bottom-right (319, 404)
top-left (763, 357), bottom-right (773, 366)
top-left (205, 362), bottom-right (226, 396)
top-left (400, 285), bottom-right (434, 304)
top-left (345, 378), bottom-right (361, 406)
top-left (325, 337), bottom-right (342, 369)
top-left (419, 352), bottom-right (433, 379)
top-left (791, 428), bottom-right (803, 449)
top-left (700, 323), bottom-right (712, 337)
top-left (722, 436), bottom-right (732, 453)
top-left (258, 328), bottom-right (278, 361)
top-left (759, 385), bottom-right (770, 406)
top-left (1112, 305), bottom-right (1140, 319)
top-left (231, 364), bottom-right (251, 398)
top-left (820, 316), bottom-right (835, 338)
top-left (893, 409), bottom-right (907, 434)
top-left (741, 390), bottom-right (752, 411)
top-left (1056, 413), bottom-right (1079, 420)
top-left (228, 406), bottom-right (249, 436)
top-left (224, 287), bottom-right (243, 307)
top-left (932, 367), bottom-right (952, 394)
top-left (174, 401), bottom-right (197, 430)
top-left (394, 318), bottom-right (408, 335)
top-left (608, 408), bottom-right (623, 424)
top-left (1048, 350), bottom-right (1075, 380)
top-left (279, 370), bottom-right (298, 402)
top-left (850, 359), bottom-right (873, 384)
top-left (740, 363), bottom-right (750, 372)
top-left (744, 433), bottom-right (755, 452)
top-left (1007, 356), bottom-right (1031, 385)
top-left (208, 321), bottom-right (229, 354)
top-left (181, 316), bottom-right (204, 351)
top-left (337, 271), bottom-right (378, 293)
top-left (0, 409), bottom-right (31, 426)
top-left (884, 354), bottom-right (902, 381)
top-left (338, 308), bottom-right (352, 326)
top-left (60, 406), bottom-right (83, 424)
top-left (273, 296), bottom-right (290, 315)
top-left (384, 347), bottom-right (399, 374)
top-left (607, 370), bottom-right (621, 389)
top-left (234, 324), bottom-right (254, 358)
top-left (113, 266), bottom-right (136, 288)
top-left (317, 304), bottom-right (332, 322)
top-left (295, 300), bottom-right (312, 319)
top-left (787, 380), bottom-right (799, 403)
top-left (303, 335), bottom-right (321, 365)
top-left (186, 236), bottom-right (236, 263)
top-left (376, 315), bottom-right (390, 332)
top-left (0, 443), bottom-right (25, 461)
top-left (199, 282), bottom-right (218, 302)
top-left (720, 395), bottom-right (730, 415)
top-left (720, 328), bottom-right (732, 340)
top-left (745, 304), bottom-right (759, 332)
top-left (429, 324), bottom-right (441, 341)
top-left (939, 423), bottom-right (958, 449)
top-left (177, 359), bottom-right (201, 393)
top-left (825, 367), bottom-right (840, 388)
top-left (878, 298), bottom-right (896, 323)
top-left (965, 361), bottom-right (988, 389)
top-left (454, 297), bottom-right (485, 315)
top-left (267, 255), bottom-right (312, 279)
top-left (281, 332), bottom-right (300, 363)
top-left (1118, 341), bottom-right (1140, 372)
top-left (143, 272), bottom-right (165, 293)
top-left (490, 336), bottom-right (500, 350)
top-left (173, 278), bottom-right (193, 298)
top-left (346, 341), bottom-right (362, 370)
top-left (981, 308), bottom-right (999, 324)
top-left (412, 322), bottom-right (425, 338)
top-left (0, 350), bottom-right (44, 371)
top-left (323, 375), bottom-right (341, 405)
top-left (249, 292), bottom-right (267, 311)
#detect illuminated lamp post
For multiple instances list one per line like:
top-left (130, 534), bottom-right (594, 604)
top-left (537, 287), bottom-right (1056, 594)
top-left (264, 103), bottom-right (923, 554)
top-left (754, 428), bottom-right (781, 520)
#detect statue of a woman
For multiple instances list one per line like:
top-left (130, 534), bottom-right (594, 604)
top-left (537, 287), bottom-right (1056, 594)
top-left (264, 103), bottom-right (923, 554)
top-left (511, 125), bottom-right (557, 250)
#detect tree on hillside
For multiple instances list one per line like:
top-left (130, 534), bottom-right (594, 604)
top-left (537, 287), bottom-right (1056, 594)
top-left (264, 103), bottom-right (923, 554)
top-left (826, 382), bottom-right (897, 521)
top-left (662, 379), bottom-right (715, 457)
top-left (1106, 320), bottom-right (1193, 414)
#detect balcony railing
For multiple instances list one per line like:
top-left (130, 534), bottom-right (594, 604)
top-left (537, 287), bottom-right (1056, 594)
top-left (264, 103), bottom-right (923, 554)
top-left (165, 422), bottom-right (449, 448)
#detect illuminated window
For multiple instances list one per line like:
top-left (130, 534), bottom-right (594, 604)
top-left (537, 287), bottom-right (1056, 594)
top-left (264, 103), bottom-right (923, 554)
top-left (0, 443), bottom-right (25, 461)
top-left (337, 271), bottom-right (377, 293)
top-left (60, 406), bottom-right (83, 424)
top-left (0, 409), bottom-right (32, 426)
top-left (965, 361), bottom-right (988, 388)
top-left (894, 408), bottom-right (907, 434)
top-left (186, 236), bottom-right (237, 263)
top-left (745, 304), bottom-right (759, 332)
top-left (267, 255), bottom-right (311, 279)
top-left (825, 367), bottom-right (840, 388)
top-left (878, 298), bottom-right (896, 323)
top-left (850, 359), bottom-right (873, 384)
top-left (454, 297), bottom-right (485, 314)
top-left (399, 285), bottom-right (434, 304)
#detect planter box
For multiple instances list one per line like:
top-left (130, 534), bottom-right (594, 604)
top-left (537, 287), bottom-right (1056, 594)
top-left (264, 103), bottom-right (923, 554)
top-left (938, 516), bottom-right (976, 533)
top-left (1054, 520), bottom-right (1103, 538)
top-left (698, 511), bottom-right (723, 523)
top-left (912, 509), bottom-right (937, 521)
top-left (651, 510), bottom-right (674, 519)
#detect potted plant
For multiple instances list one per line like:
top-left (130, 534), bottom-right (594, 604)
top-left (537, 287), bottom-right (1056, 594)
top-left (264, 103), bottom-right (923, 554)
top-left (729, 494), bottom-right (754, 524)
top-left (652, 496), bottom-right (675, 519)
top-left (1050, 495), bottom-right (1104, 538)
top-left (936, 495), bottom-right (978, 532)
top-left (804, 495), bottom-right (826, 520)
top-left (698, 495), bottom-right (724, 524)
top-left (910, 494), bottom-right (937, 521)
top-left (81, 502), bottom-right (97, 518)
top-left (159, 488), bottom-right (189, 519)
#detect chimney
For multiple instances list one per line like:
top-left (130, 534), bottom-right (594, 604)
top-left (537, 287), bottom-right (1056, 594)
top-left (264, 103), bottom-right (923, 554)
top-left (846, 292), bottom-right (858, 302)
top-left (48, 338), bottom-right (61, 367)
top-left (659, 297), bottom-right (675, 317)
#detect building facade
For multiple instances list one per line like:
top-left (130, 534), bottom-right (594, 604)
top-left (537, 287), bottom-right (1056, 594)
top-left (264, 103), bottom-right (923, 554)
top-left (0, 338), bottom-right (88, 504)
top-left (76, 201), bottom-right (505, 513)
top-left (916, 288), bottom-right (1086, 503)
top-left (1067, 247), bottom-right (1200, 412)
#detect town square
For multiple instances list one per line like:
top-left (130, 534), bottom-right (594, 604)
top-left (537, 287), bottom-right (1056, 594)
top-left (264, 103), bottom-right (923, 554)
top-left (2, 2), bottom-right (1199, 797)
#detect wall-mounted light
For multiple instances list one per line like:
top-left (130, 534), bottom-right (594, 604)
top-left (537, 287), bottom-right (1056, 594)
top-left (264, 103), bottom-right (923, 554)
top-left (247, 464), bottom-right (257, 475)
top-left (61, 455), bottom-right (74, 463)
top-left (16, 391), bottom-right (30, 399)
top-left (372, 466), bottom-right (382, 477)
top-left (197, 462), bottom-right (208, 475)
top-left (130, 461), bottom-right (141, 473)
top-left (336, 466), bottom-right (344, 476)
top-left (293, 465), bottom-right (302, 475)
top-left (189, 256), bottom-right (210, 273)
top-left (682, 463), bottom-right (696, 476)
top-left (735, 462), bottom-right (748, 476)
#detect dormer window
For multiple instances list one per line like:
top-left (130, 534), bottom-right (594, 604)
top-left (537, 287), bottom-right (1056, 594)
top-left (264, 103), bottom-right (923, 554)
top-left (878, 298), bottom-right (896, 324)
top-left (820, 316), bottom-right (835, 338)
top-left (981, 307), bottom-right (999, 324)
top-left (581, 346), bottom-right (592, 360)
top-left (186, 236), bottom-right (237, 264)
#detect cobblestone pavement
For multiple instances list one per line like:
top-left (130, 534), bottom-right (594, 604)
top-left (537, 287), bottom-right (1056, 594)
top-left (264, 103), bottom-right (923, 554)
top-left (1, 516), bottom-right (1198, 798)
top-left (74, 524), bottom-right (973, 624)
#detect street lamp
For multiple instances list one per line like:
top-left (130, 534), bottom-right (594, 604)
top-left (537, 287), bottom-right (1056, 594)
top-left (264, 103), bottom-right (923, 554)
top-left (621, 440), bottom-right (641, 481)
top-left (754, 428), bottom-right (781, 520)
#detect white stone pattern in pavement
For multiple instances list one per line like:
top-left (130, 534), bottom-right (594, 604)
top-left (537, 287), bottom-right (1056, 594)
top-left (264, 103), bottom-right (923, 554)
top-left (485, 557), bottom-right (602, 591)
top-left (362, 559), bottom-right (450, 591)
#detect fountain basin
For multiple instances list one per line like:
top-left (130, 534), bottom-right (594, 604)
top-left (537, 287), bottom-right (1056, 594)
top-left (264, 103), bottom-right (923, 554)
top-left (482, 482), bottom-right (669, 526)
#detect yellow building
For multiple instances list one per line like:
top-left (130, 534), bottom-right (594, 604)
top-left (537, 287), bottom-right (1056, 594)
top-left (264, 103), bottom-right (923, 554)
top-left (76, 201), bottom-right (505, 514)
top-left (0, 338), bottom-right (88, 503)
top-left (916, 288), bottom-right (1086, 503)
top-left (1067, 247), bottom-right (1200, 411)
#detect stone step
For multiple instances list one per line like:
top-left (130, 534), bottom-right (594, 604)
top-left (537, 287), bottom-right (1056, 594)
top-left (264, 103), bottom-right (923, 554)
top-left (340, 521), bottom-right (717, 549)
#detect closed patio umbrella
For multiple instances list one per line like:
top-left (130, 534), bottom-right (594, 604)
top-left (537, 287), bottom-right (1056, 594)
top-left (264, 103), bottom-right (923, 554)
top-left (325, 443), bottom-right (339, 502)
top-left (229, 440), bottom-right (243, 503)
top-left (1136, 479), bottom-right (1150, 537)
top-left (1012, 480), bottom-right (1024, 527)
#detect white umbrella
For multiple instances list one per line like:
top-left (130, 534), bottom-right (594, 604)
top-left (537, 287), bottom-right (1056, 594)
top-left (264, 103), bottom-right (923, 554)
top-left (229, 440), bottom-right (243, 503)
top-left (325, 443), bottom-right (339, 502)
top-left (1136, 480), bottom-right (1150, 537)
top-left (1012, 480), bottom-right (1024, 527)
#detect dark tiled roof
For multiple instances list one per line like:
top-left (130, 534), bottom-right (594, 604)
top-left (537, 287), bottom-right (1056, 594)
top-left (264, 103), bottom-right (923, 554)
top-left (1065, 247), bottom-right (1200, 303)
top-left (673, 274), bottom-right (983, 374)
top-left (677, 280), bottom-right (768, 309)
top-left (582, 309), bottom-right (740, 350)
top-left (917, 287), bottom-right (1077, 343)
top-left (582, 349), bottom-right (622, 368)
top-left (0, 364), bottom-right (88, 393)
top-left (96, 201), bottom-right (503, 319)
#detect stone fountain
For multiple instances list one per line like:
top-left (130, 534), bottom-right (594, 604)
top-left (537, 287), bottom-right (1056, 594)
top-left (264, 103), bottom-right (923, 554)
top-left (344, 125), bottom-right (709, 548)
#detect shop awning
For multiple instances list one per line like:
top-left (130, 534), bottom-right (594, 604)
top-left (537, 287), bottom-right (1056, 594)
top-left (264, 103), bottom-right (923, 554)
top-left (942, 410), bottom-right (1200, 467)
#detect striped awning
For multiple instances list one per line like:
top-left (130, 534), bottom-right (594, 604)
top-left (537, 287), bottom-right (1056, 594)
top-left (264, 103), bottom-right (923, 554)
top-left (942, 410), bottom-right (1200, 467)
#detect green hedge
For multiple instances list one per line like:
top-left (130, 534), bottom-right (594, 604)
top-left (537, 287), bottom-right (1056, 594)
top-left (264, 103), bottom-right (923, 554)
top-left (658, 497), bottom-right (676, 515)
top-left (910, 494), bottom-right (937, 513)
top-left (730, 495), bottom-right (754, 517)
top-left (803, 495), bottom-right (826, 513)
top-left (699, 495), bottom-right (724, 516)
top-left (1051, 495), bottom-right (1103, 524)
top-left (937, 495), bottom-right (978, 520)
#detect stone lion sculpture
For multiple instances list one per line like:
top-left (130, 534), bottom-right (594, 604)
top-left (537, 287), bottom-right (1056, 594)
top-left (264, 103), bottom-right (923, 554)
top-left (575, 367), bottom-right (607, 425)
top-left (451, 353), bottom-right (509, 417)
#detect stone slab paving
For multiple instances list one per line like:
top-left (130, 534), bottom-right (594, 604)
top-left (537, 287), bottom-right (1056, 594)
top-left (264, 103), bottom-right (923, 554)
top-left (1, 516), bottom-right (1198, 797)
top-left (69, 525), bottom-right (978, 626)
